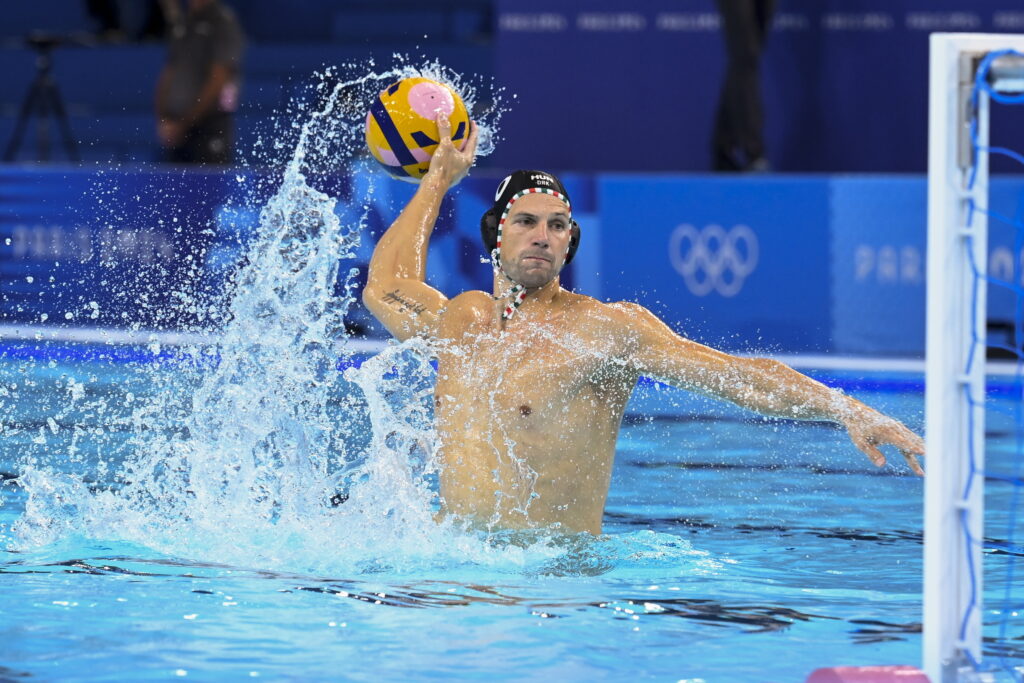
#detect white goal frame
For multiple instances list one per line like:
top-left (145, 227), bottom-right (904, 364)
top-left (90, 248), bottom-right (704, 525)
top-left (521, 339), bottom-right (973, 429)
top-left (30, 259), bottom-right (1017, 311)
top-left (925, 32), bottom-right (1024, 683)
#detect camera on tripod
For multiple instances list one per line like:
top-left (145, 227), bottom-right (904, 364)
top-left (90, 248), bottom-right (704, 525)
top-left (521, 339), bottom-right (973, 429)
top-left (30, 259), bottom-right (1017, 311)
top-left (4, 31), bottom-right (95, 162)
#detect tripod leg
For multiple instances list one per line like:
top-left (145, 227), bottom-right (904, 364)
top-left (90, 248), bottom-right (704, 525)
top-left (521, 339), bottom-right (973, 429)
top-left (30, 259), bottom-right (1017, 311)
top-left (3, 81), bottom-right (43, 161)
top-left (36, 83), bottom-right (51, 162)
top-left (44, 79), bottom-right (79, 162)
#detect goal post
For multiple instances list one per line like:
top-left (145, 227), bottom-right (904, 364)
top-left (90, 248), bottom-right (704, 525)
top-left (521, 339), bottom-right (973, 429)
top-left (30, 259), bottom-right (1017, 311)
top-left (925, 33), bottom-right (1024, 683)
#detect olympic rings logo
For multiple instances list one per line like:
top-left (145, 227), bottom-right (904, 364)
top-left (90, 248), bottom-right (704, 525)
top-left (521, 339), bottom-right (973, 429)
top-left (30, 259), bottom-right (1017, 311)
top-left (668, 224), bottom-right (759, 297)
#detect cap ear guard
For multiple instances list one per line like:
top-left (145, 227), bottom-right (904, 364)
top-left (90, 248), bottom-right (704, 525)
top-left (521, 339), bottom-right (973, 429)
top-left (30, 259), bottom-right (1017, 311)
top-left (565, 220), bottom-right (581, 265)
top-left (480, 207), bottom-right (499, 254)
top-left (480, 208), bottom-right (580, 266)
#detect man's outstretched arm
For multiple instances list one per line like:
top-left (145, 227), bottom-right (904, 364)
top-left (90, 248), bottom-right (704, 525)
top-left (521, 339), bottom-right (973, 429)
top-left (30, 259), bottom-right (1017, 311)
top-left (615, 302), bottom-right (925, 475)
top-left (363, 116), bottom-right (477, 341)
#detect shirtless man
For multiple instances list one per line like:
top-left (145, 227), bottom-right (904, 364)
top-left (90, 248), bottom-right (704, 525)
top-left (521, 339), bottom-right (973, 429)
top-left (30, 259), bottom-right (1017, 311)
top-left (363, 117), bottom-right (925, 535)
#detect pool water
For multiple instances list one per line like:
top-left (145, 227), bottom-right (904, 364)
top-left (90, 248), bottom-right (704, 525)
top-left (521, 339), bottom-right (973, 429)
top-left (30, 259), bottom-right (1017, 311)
top-left (2, 65), bottom-right (1022, 682)
top-left (5, 345), bottom-right (1019, 682)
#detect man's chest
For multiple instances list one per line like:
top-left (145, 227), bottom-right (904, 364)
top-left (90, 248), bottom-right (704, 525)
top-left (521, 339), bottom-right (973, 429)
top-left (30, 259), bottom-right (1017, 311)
top-left (434, 324), bottom-right (627, 417)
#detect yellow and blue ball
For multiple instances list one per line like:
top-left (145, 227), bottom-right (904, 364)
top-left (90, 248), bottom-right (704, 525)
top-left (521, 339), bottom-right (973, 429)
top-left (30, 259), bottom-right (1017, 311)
top-left (365, 77), bottom-right (470, 182)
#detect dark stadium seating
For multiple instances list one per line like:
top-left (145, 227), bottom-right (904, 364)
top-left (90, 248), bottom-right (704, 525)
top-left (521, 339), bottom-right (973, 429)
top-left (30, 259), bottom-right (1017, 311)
top-left (0, 1), bottom-right (493, 164)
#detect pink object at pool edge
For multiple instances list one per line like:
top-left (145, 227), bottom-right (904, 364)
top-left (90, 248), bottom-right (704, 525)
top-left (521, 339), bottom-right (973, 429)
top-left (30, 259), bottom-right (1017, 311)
top-left (805, 666), bottom-right (930, 683)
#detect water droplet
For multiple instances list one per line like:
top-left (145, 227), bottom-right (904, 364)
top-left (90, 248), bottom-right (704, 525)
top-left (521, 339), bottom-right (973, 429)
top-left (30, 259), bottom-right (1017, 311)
top-left (5, 60), bottom-right (515, 577)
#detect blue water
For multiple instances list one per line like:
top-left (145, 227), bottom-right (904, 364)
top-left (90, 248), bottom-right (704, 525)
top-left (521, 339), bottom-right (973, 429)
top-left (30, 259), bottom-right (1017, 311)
top-left (3, 345), bottom-right (999, 682)
top-left (2, 65), bottom-right (1022, 682)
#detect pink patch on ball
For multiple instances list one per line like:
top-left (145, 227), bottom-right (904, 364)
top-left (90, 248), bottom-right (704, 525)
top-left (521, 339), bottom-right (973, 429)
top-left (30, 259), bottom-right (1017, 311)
top-left (407, 82), bottom-right (455, 119)
top-left (409, 146), bottom-right (431, 163)
top-left (375, 146), bottom-right (401, 166)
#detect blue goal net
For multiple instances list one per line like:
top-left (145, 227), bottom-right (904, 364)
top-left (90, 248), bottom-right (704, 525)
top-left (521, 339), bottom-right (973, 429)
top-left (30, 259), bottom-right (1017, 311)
top-left (963, 47), bottom-right (1024, 680)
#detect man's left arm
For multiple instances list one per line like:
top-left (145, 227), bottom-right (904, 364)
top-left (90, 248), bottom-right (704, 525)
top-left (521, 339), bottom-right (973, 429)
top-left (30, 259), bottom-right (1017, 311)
top-left (614, 302), bottom-right (925, 475)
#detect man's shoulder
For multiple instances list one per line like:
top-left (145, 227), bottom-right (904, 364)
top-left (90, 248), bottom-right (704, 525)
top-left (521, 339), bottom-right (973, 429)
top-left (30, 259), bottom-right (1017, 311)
top-left (567, 294), bottom-right (649, 323)
top-left (553, 294), bottom-right (659, 343)
top-left (569, 298), bottom-right (675, 346)
top-left (440, 290), bottom-right (491, 322)
top-left (447, 289), bottom-right (492, 310)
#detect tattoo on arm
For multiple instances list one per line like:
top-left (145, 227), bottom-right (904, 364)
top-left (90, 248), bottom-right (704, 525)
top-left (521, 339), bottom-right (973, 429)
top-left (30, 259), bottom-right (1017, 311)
top-left (382, 289), bottom-right (428, 316)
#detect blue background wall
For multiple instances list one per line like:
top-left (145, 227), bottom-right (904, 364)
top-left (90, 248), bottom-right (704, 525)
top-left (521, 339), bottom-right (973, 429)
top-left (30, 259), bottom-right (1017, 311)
top-left (493, 0), bottom-right (1024, 172)
top-left (596, 176), bottom-right (831, 352)
top-left (2, 1), bottom-right (1024, 356)
top-left (4, 165), bottom-right (1022, 356)
top-left (2, 1), bottom-right (1023, 171)
top-left (831, 177), bottom-right (927, 356)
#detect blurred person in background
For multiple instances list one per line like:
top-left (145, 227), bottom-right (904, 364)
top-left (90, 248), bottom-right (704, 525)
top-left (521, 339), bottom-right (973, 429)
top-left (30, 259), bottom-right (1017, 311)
top-left (85, 0), bottom-right (123, 41)
top-left (86, 0), bottom-right (175, 41)
top-left (154, 0), bottom-right (244, 164)
top-left (712, 0), bottom-right (773, 172)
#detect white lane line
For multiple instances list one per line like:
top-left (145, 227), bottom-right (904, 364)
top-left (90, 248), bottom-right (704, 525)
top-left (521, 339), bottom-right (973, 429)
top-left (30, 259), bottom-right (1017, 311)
top-left (759, 354), bottom-right (1022, 377)
top-left (1, 325), bottom-right (1020, 376)
top-left (0, 324), bottom-right (388, 354)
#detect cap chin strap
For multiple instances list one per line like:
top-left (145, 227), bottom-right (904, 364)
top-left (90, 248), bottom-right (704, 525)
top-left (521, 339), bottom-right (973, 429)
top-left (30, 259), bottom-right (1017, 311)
top-left (490, 250), bottom-right (528, 320)
top-left (490, 188), bottom-right (572, 321)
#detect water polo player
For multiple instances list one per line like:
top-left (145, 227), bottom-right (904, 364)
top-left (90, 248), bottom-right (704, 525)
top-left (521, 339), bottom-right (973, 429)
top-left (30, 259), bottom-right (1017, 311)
top-left (363, 115), bottom-right (925, 535)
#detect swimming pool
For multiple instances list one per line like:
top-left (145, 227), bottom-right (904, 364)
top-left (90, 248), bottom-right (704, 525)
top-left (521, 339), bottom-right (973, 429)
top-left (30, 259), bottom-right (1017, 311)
top-left (2, 66), bottom-right (1021, 682)
top-left (3, 341), bottom-right (1019, 682)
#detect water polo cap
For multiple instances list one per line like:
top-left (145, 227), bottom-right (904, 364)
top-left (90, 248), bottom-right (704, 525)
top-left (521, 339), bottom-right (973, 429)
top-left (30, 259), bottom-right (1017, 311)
top-left (479, 170), bottom-right (581, 320)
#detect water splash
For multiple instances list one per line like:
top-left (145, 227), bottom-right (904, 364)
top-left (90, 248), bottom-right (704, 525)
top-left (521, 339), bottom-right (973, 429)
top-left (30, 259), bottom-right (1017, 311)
top-left (1, 62), bottom-right (702, 577)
